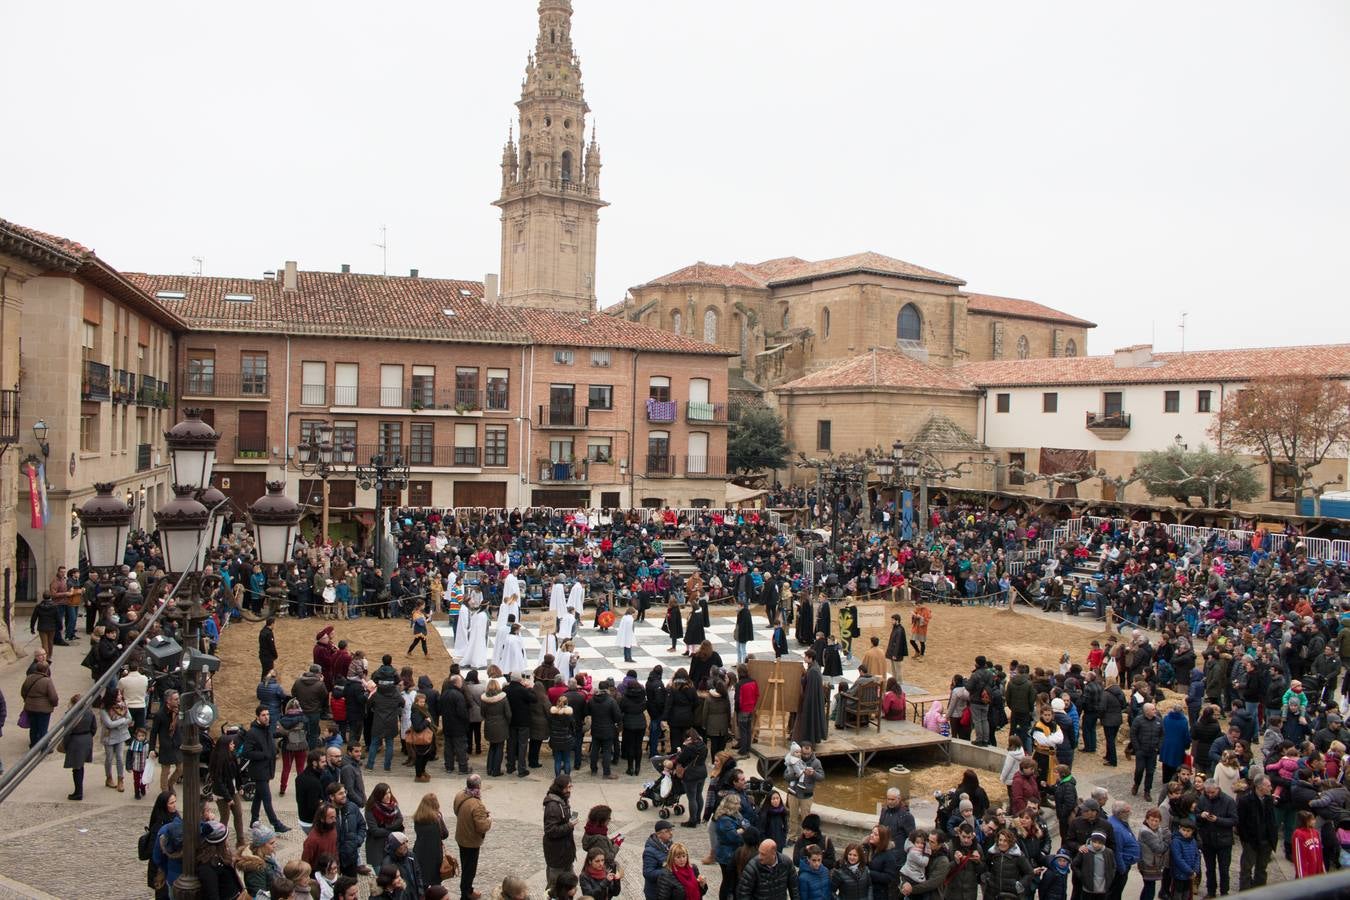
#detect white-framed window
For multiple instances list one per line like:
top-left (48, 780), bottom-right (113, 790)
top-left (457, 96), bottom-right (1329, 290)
top-left (334, 363), bottom-right (358, 406)
top-left (379, 364), bottom-right (403, 408)
top-left (587, 436), bottom-right (612, 462)
top-left (301, 361), bottom-right (326, 405)
top-left (590, 350), bottom-right (611, 367)
top-left (554, 349), bottom-right (575, 365)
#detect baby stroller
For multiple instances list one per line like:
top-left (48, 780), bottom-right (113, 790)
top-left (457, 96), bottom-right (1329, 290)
top-left (636, 765), bottom-right (686, 820)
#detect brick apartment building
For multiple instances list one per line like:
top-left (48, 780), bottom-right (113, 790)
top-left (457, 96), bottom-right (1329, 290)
top-left (126, 264), bottom-right (733, 534)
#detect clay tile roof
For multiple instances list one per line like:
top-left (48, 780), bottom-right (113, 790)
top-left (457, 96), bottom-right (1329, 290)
top-left (521, 308), bottom-right (735, 355)
top-left (124, 269), bottom-right (731, 355)
top-left (777, 347), bottom-right (976, 393)
top-left (964, 292), bottom-right (1096, 328)
top-left (958, 344), bottom-right (1350, 387)
top-left (0, 219), bottom-right (93, 258)
top-left (637, 261), bottom-right (769, 290)
top-left (734, 256), bottom-right (808, 281)
top-left (763, 251), bottom-right (965, 288)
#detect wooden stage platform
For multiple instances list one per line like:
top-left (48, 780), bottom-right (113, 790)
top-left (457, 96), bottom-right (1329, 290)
top-left (750, 719), bottom-right (951, 778)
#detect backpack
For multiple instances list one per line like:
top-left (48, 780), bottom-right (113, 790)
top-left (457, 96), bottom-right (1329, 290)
top-left (137, 827), bottom-right (154, 861)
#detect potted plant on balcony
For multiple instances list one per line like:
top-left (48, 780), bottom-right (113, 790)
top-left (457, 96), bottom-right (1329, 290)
top-left (410, 399), bottom-right (425, 413)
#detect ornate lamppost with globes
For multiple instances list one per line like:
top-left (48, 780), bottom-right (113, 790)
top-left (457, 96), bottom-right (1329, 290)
top-left (356, 450), bottom-right (409, 571)
top-left (77, 483), bottom-right (134, 624)
top-left (153, 409), bottom-right (229, 900)
top-left (290, 421), bottom-right (354, 544)
top-left (248, 481), bottom-right (303, 618)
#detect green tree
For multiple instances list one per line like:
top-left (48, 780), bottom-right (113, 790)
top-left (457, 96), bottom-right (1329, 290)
top-left (1136, 443), bottom-right (1262, 508)
top-left (728, 407), bottom-right (791, 474)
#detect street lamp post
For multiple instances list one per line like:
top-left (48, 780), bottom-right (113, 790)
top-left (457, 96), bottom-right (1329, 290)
top-left (158, 409), bottom-right (223, 900)
top-left (249, 481), bottom-right (303, 618)
top-left (78, 482), bottom-right (133, 618)
top-left (357, 451), bottom-right (409, 572)
top-left (292, 422), bottom-right (354, 544)
top-left (898, 446), bottom-right (923, 541)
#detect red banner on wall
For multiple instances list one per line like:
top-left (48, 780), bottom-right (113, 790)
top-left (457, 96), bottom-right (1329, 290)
top-left (26, 463), bottom-right (42, 529)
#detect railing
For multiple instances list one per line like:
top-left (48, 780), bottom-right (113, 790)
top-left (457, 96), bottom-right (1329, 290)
top-left (81, 360), bottom-right (111, 401)
top-left (300, 383), bottom-right (327, 406)
top-left (685, 401), bottom-right (728, 424)
top-left (537, 404), bottom-right (589, 428)
top-left (646, 454), bottom-right (677, 477)
top-left (0, 388), bottom-right (19, 443)
top-left (317, 385), bottom-right (491, 411)
top-left (136, 443), bottom-right (152, 471)
top-left (1085, 411), bottom-right (1131, 430)
top-left (352, 443), bottom-right (484, 468)
top-left (683, 455), bottom-right (727, 477)
top-left (645, 398), bottom-right (677, 423)
top-left (485, 386), bottom-right (510, 411)
top-left (537, 458), bottom-right (588, 482)
top-left (138, 374), bottom-right (156, 406)
top-left (155, 379), bottom-right (169, 408)
top-left (180, 371), bottom-right (267, 399)
top-left (234, 435), bottom-right (269, 460)
top-left (114, 369), bottom-right (136, 404)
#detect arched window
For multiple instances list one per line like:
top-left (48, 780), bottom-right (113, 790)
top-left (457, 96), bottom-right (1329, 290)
top-left (703, 308), bottom-right (718, 343)
top-left (521, 150), bottom-right (532, 180)
top-left (821, 307), bottom-right (831, 339)
top-left (898, 303), bottom-right (922, 342)
top-left (1016, 335), bottom-right (1030, 359)
top-left (781, 306), bottom-right (790, 331)
top-left (560, 150), bottom-right (573, 182)
top-left (671, 309), bottom-right (682, 334)
top-left (1064, 338), bottom-right (1078, 358)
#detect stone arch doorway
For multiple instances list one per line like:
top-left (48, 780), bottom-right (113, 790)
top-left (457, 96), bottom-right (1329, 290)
top-left (15, 533), bottom-right (37, 603)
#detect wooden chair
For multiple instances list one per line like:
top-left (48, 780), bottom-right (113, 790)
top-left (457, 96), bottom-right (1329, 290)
top-left (841, 679), bottom-right (882, 732)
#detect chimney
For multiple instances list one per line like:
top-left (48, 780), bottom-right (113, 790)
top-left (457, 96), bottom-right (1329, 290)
top-left (409, 268), bottom-right (419, 278)
top-left (1113, 343), bottom-right (1154, 368)
top-left (484, 273), bottom-right (499, 304)
top-left (340, 263), bottom-right (350, 274)
top-left (282, 260), bottom-right (298, 292)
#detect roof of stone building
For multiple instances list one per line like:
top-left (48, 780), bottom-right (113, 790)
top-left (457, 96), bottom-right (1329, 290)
top-left (963, 292), bottom-right (1096, 328)
top-left (728, 370), bottom-right (765, 394)
top-left (125, 269), bottom-right (732, 355)
top-left (638, 261), bottom-right (770, 291)
top-left (0, 219), bottom-right (187, 330)
top-left (958, 343), bottom-right (1350, 387)
top-left (761, 251), bottom-right (966, 287)
top-left (910, 413), bottom-right (985, 450)
top-left (777, 347), bottom-right (976, 393)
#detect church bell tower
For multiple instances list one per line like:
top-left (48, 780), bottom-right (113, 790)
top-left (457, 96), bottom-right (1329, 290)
top-left (492, 0), bottom-right (607, 314)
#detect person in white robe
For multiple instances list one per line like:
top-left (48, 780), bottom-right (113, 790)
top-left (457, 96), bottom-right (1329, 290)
top-left (495, 623), bottom-right (528, 676)
top-left (557, 641), bottom-right (576, 684)
top-left (549, 578), bottom-right (567, 616)
top-left (567, 581), bottom-right (585, 617)
top-left (495, 595), bottom-right (520, 645)
top-left (537, 630), bottom-right (560, 668)
top-left (492, 608), bottom-right (520, 670)
top-left (452, 593), bottom-right (473, 658)
top-left (556, 608), bottom-right (577, 642)
top-left (616, 606), bottom-right (637, 663)
top-left (502, 571), bottom-right (521, 605)
top-left (461, 605), bottom-right (490, 669)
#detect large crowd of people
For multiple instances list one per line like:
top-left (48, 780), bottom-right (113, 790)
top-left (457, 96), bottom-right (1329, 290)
top-left (9, 498), bottom-right (1350, 899)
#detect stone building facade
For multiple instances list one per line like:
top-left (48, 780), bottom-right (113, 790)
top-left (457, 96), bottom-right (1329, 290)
top-left (611, 252), bottom-right (1095, 390)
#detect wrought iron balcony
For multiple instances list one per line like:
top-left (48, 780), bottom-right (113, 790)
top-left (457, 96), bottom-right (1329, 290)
top-left (0, 388), bottom-right (19, 444)
top-left (81, 360), bottom-right (111, 402)
top-left (537, 404), bottom-right (590, 429)
top-left (684, 401), bottom-right (728, 424)
top-left (537, 458), bottom-right (588, 482)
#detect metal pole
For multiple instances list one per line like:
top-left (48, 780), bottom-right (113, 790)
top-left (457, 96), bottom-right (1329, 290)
top-left (919, 478), bottom-right (929, 542)
top-left (320, 475), bottom-right (330, 545)
top-left (830, 481), bottom-right (840, 577)
top-left (175, 574), bottom-right (205, 900)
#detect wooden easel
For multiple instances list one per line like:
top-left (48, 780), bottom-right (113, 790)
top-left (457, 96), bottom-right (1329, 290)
top-left (755, 660), bottom-right (789, 749)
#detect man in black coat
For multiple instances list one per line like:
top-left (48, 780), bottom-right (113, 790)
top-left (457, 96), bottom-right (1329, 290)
top-left (564, 679), bottom-right (589, 771)
top-left (1194, 778), bottom-right (1239, 897)
top-left (587, 680), bottom-right (622, 779)
top-left (884, 614), bottom-right (908, 687)
top-left (440, 674), bottom-right (472, 774)
top-left (504, 675), bottom-right (536, 778)
top-left (258, 617), bottom-right (279, 681)
top-left (241, 705), bottom-right (288, 832)
top-left (1236, 773), bottom-right (1277, 890)
top-left (738, 839), bottom-right (800, 900)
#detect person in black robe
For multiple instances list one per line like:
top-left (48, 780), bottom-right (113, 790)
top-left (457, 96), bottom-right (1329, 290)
top-left (662, 598), bottom-right (683, 651)
top-left (684, 598), bottom-right (707, 652)
top-left (793, 650), bottom-right (829, 745)
top-left (794, 594), bottom-right (814, 646)
top-left (760, 575), bottom-right (780, 627)
top-left (816, 600), bottom-right (833, 642)
top-left (734, 602), bottom-right (755, 659)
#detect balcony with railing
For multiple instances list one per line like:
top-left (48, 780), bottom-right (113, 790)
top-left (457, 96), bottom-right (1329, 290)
top-left (320, 385), bottom-right (490, 413)
top-left (537, 404), bottom-right (589, 429)
top-left (1085, 410), bottom-right (1131, 439)
top-left (537, 458), bottom-right (589, 482)
top-left (0, 388), bottom-right (19, 444)
top-left (136, 443), bottom-right (153, 471)
top-left (683, 456), bottom-right (728, 478)
top-left (81, 360), bottom-right (111, 401)
top-left (350, 443), bottom-right (484, 468)
top-left (644, 398), bottom-right (677, 424)
top-left (234, 434), bottom-right (270, 461)
top-left (114, 369), bottom-right (136, 404)
top-left (684, 401), bottom-right (728, 425)
top-left (180, 371), bottom-right (268, 400)
top-left (645, 454), bottom-right (677, 478)
top-left (485, 385), bottom-right (510, 411)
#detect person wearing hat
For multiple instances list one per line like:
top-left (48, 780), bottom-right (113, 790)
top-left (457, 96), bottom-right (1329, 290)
top-left (197, 820), bottom-right (244, 897)
top-left (292, 663), bottom-right (330, 750)
top-left (1070, 831), bottom-right (1116, 900)
top-left (642, 820), bottom-right (675, 900)
top-left (384, 830), bottom-right (426, 900)
top-left (239, 821), bottom-right (283, 897)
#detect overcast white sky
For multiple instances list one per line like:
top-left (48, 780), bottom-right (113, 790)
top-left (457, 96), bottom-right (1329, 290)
top-left (3, 1), bottom-right (1347, 353)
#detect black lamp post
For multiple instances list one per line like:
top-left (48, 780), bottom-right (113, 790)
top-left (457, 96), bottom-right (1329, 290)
top-left (357, 451), bottom-right (409, 571)
top-left (77, 482), bottom-right (133, 622)
top-left (158, 409), bottom-right (222, 900)
top-left (822, 463), bottom-right (866, 577)
top-left (248, 481), bottom-right (303, 618)
top-left (292, 421), bottom-right (354, 544)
